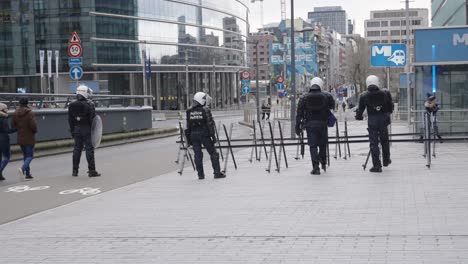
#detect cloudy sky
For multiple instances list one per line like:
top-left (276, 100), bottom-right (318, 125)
top-left (248, 0), bottom-right (432, 35)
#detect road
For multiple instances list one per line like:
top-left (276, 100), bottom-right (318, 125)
top-left (0, 115), bottom-right (249, 224)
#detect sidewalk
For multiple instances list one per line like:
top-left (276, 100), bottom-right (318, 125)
top-left (1, 120), bottom-right (468, 263)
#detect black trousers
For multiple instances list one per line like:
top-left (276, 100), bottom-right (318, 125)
top-left (73, 131), bottom-right (96, 172)
top-left (190, 132), bottom-right (221, 177)
top-left (306, 125), bottom-right (327, 168)
top-left (368, 125), bottom-right (390, 167)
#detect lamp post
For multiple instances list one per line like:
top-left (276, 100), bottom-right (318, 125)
top-left (290, 0), bottom-right (297, 138)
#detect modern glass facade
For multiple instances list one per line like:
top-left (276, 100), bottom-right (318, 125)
top-left (0, 0), bottom-right (249, 110)
top-left (432, 0), bottom-right (467, 26)
top-left (308, 7), bottom-right (347, 35)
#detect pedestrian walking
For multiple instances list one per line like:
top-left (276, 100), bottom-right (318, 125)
top-left (0, 103), bottom-right (16, 181)
top-left (68, 85), bottom-right (101, 177)
top-left (11, 98), bottom-right (37, 180)
top-left (261, 102), bottom-right (271, 120)
top-left (424, 94), bottom-right (443, 142)
top-left (342, 102), bottom-right (346, 112)
top-left (296, 77), bottom-right (335, 175)
top-left (355, 75), bottom-right (394, 173)
top-left (185, 92), bottom-right (225, 180)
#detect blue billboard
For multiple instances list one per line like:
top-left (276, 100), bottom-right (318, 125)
top-left (414, 26), bottom-right (468, 64)
top-left (370, 44), bottom-right (407, 67)
top-left (269, 37), bottom-right (318, 77)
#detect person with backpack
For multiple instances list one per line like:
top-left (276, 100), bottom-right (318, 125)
top-left (355, 75), bottom-right (394, 173)
top-left (296, 77), bottom-right (335, 175)
top-left (0, 103), bottom-right (16, 181)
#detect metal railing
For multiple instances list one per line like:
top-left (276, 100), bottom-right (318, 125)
top-left (410, 109), bottom-right (468, 134)
top-left (0, 93), bottom-right (154, 109)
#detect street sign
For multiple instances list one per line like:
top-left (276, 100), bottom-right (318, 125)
top-left (242, 86), bottom-right (250, 95)
top-left (277, 76), bottom-right (284, 83)
top-left (68, 43), bottom-right (82, 58)
top-left (240, 70), bottom-right (250, 80)
top-left (370, 44), bottom-right (407, 67)
top-left (69, 31), bottom-right (81, 43)
top-left (69, 66), bottom-right (83, 80)
top-left (277, 83), bottom-right (284, 90)
top-left (68, 57), bottom-right (82, 66)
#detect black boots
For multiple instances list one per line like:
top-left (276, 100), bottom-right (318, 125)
top-left (72, 170), bottom-right (78, 177)
top-left (370, 166), bottom-right (382, 173)
top-left (214, 172), bottom-right (226, 179)
top-left (383, 159), bottom-right (392, 167)
top-left (88, 170), bottom-right (101, 177)
top-left (311, 167), bottom-right (321, 175)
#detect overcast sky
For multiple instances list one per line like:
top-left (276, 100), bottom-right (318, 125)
top-left (248, 0), bottom-right (431, 35)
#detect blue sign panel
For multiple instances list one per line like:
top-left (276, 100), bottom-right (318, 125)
top-left (241, 79), bottom-right (250, 95)
top-left (415, 27), bottom-right (468, 64)
top-left (277, 83), bottom-right (284, 90)
top-left (68, 57), bottom-right (82, 66)
top-left (69, 66), bottom-right (83, 80)
top-left (370, 44), bottom-right (407, 67)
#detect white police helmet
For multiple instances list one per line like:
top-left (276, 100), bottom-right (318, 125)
top-left (366, 75), bottom-right (380, 88)
top-left (310, 77), bottom-right (324, 90)
top-left (193, 92), bottom-right (207, 106)
top-left (76, 84), bottom-right (92, 99)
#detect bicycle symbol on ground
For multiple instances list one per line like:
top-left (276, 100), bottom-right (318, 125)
top-left (5, 185), bottom-right (50, 193)
top-left (59, 187), bottom-right (101, 196)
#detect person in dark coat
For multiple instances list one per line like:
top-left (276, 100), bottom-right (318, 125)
top-left (355, 75), bottom-right (394, 173)
top-left (68, 85), bottom-right (101, 177)
top-left (185, 92), bottom-right (225, 180)
top-left (296, 77), bottom-right (335, 175)
top-left (261, 102), bottom-right (271, 120)
top-left (11, 98), bottom-right (37, 180)
top-left (0, 103), bottom-right (17, 181)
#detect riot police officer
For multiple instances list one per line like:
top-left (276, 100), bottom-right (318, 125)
top-left (355, 75), bottom-right (394, 173)
top-left (68, 85), bottom-right (101, 177)
top-left (296, 77), bottom-right (335, 175)
top-left (185, 92), bottom-right (225, 180)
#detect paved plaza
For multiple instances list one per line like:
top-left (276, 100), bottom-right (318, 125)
top-left (1, 120), bottom-right (468, 263)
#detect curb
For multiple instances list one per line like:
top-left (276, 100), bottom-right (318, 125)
top-left (238, 121), bottom-right (254, 128)
top-left (10, 128), bottom-right (178, 155)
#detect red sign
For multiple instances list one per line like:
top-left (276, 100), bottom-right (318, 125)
top-left (69, 31), bottom-right (81, 43)
top-left (68, 43), bottom-right (82, 58)
top-left (241, 70), bottom-right (250, 80)
top-left (277, 76), bottom-right (284, 83)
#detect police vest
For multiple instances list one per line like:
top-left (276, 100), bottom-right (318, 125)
top-left (304, 93), bottom-right (329, 122)
top-left (366, 91), bottom-right (388, 115)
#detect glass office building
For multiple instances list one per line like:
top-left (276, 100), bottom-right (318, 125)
top-left (432, 0), bottom-right (467, 26)
top-left (308, 6), bottom-right (347, 35)
top-left (413, 26), bottom-right (468, 132)
top-left (0, 0), bottom-right (249, 110)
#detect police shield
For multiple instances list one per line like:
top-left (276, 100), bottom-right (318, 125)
top-left (91, 115), bottom-right (103, 148)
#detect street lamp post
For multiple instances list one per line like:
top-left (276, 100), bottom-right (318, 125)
top-left (254, 40), bottom-right (261, 122)
top-left (290, 0), bottom-right (297, 138)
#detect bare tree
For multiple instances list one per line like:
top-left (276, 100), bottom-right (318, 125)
top-left (345, 36), bottom-right (371, 94)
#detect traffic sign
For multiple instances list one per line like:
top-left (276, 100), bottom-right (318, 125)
top-left (242, 86), bottom-right (250, 95)
top-left (69, 31), bottom-right (81, 43)
top-left (240, 70), bottom-right (250, 80)
top-left (68, 43), bottom-right (82, 58)
top-left (277, 76), bottom-right (284, 83)
top-left (370, 44), bottom-right (406, 67)
top-left (68, 57), bottom-right (82, 66)
top-left (277, 83), bottom-right (284, 90)
top-left (69, 66), bottom-right (83, 80)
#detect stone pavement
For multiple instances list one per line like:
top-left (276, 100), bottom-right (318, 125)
top-left (1, 120), bottom-right (468, 263)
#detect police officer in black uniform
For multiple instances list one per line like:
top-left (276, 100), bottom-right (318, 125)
top-left (355, 75), bottom-right (394, 173)
top-left (185, 92), bottom-right (225, 180)
top-left (68, 85), bottom-right (101, 177)
top-left (296, 77), bottom-right (335, 175)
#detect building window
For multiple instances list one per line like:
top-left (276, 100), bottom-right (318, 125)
top-left (381, 30), bottom-right (388, 36)
top-left (391, 40), bottom-right (400, 43)
top-left (381, 40), bottom-right (388, 43)
top-left (381, 21), bottom-right (388, 27)
top-left (412, 20), bottom-right (421, 25)
top-left (367, 31), bottom-right (381, 37)
top-left (390, 30), bottom-right (400, 36)
top-left (367, 21), bottom-right (380, 27)
top-left (390, 20), bottom-right (400, 26)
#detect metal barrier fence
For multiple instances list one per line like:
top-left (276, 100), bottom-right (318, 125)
top-left (410, 109), bottom-right (468, 134)
top-left (0, 93), bottom-right (153, 109)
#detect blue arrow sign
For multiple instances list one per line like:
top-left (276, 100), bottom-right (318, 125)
top-left (69, 66), bottom-right (83, 80)
top-left (277, 83), bottom-right (284, 90)
top-left (68, 57), bottom-right (82, 66)
top-left (242, 86), bottom-right (250, 95)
